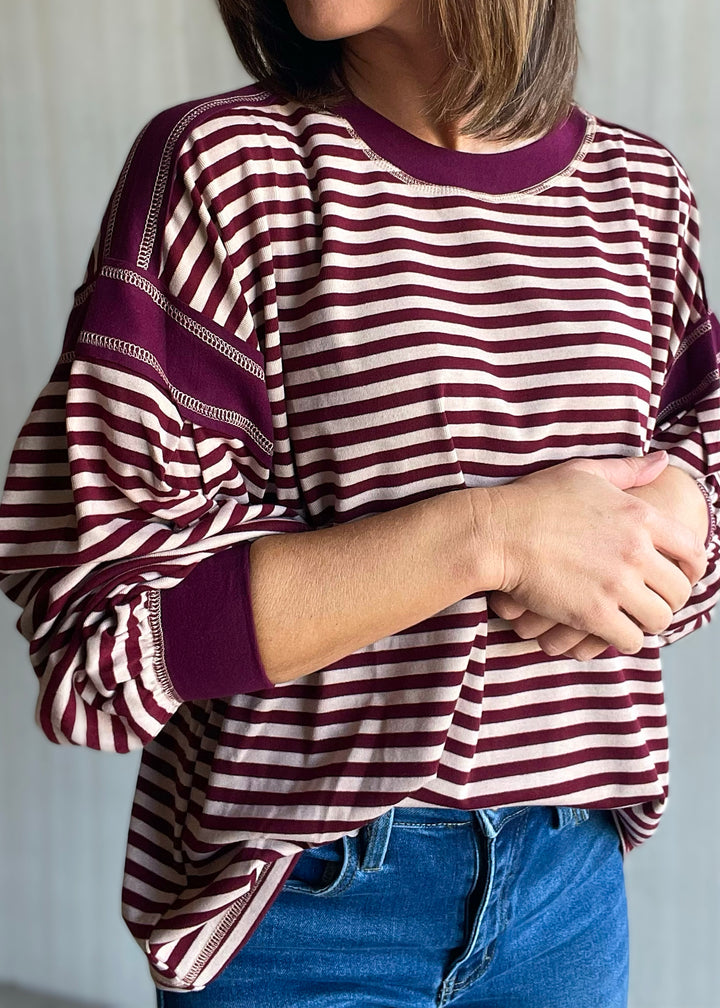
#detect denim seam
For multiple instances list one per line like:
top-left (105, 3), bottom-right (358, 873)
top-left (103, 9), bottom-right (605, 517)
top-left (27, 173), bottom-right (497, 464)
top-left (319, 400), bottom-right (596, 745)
top-left (284, 836), bottom-right (359, 897)
top-left (448, 812), bottom-right (531, 995)
top-left (393, 821), bottom-right (474, 829)
top-left (361, 809), bottom-right (394, 871)
top-left (439, 833), bottom-right (496, 1004)
top-left (473, 807), bottom-right (528, 836)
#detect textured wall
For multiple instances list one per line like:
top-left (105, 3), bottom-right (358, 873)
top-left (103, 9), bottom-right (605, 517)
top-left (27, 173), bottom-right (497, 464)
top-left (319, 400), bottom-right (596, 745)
top-left (0, 2), bottom-right (717, 1006)
top-left (0, 5), bottom-right (245, 1007)
top-left (575, 5), bottom-right (720, 1006)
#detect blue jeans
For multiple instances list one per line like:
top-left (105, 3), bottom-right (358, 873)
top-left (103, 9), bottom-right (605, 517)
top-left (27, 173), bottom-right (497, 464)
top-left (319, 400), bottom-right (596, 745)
top-left (157, 805), bottom-right (629, 1007)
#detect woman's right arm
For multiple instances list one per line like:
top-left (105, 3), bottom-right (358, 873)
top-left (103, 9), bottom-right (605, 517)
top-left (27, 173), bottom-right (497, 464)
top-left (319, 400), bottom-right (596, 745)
top-left (249, 452), bottom-right (707, 685)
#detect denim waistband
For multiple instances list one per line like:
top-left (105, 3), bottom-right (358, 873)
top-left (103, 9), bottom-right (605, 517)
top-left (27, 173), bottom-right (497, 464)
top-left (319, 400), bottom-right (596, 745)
top-left (393, 806), bottom-right (479, 824)
top-left (359, 805), bottom-right (591, 871)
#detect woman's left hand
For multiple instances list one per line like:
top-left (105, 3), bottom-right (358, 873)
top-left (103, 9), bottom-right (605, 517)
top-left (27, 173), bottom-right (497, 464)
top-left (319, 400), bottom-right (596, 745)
top-left (489, 463), bottom-right (711, 659)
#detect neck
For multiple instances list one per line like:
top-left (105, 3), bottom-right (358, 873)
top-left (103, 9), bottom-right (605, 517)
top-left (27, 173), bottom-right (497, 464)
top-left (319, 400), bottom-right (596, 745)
top-left (341, 18), bottom-right (537, 154)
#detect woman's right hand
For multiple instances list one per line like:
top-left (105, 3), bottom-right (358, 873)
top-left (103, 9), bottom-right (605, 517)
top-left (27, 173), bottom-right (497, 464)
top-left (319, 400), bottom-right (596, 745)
top-left (478, 452), bottom-right (708, 655)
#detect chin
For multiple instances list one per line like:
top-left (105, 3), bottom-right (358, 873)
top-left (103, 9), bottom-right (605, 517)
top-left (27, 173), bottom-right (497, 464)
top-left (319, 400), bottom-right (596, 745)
top-left (284, 0), bottom-right (389, 42)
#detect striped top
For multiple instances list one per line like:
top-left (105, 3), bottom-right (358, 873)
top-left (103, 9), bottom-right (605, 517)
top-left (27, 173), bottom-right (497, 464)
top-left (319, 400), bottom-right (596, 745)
top-left (1, 83), bottom-right (719, 991)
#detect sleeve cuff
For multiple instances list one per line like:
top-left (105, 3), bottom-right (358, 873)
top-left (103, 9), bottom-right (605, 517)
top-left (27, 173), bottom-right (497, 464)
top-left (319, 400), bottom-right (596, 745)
top-left (160, 542), bottom-right (274, 701)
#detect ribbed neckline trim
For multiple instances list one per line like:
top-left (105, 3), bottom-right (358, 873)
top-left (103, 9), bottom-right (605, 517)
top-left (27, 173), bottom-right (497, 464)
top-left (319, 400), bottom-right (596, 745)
top-left (333, 97), bottom-right (591, 195)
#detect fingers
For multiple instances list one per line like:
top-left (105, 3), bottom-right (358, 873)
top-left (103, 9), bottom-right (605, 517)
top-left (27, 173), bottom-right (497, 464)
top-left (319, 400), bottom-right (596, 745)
top-left (642, 551), bottom-right (694, 613)
top-left (489, 591), bottom-right (527, 621)
top-left (572, 452), bottom-right (668, 491)
top-left (565, 635), bottom-right (613, 661)
top-left (492, 598), bottom-right (613, 659)
top-left (492, 531), bottom-right (698, 658)
top-left (537, 626), bottom-right (611, 660)
top-left (509, 610), bottom-right (559, 640)
top-left (535, 569), bottom-right (690, 654)
top-left (612, 553), bottom-right (693, 639)
top-left (536, 625), bottom-right (589, 656)
top-left (645, 506), bottom-right (707, 585)
top-left (618, 586), bottom-right (674, 639)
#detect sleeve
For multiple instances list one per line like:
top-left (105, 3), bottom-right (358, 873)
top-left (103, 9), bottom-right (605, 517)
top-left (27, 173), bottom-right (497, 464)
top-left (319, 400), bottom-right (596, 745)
top-left (648, 178), bottom-right (720, 646)
top-left (0, 108), bottom-right (309, 751)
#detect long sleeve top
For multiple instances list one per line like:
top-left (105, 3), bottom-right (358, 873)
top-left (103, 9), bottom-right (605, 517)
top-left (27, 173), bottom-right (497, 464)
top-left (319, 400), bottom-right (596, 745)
top-left (1, 84), bottom-right (719, 991)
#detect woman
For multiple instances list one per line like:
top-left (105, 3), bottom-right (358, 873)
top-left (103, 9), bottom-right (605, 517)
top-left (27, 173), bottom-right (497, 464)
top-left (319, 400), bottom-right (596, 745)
top-left (0, 0), bottom-right (717, 1005)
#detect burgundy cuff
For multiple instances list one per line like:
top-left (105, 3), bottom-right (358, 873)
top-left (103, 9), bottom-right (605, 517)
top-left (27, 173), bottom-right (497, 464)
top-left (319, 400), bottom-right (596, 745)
top-left (161, 542), bottom-right (273, 701)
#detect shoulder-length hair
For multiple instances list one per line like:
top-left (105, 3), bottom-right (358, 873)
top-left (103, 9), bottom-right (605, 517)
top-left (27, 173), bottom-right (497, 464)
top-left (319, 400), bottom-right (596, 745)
top-left (216, 0), bottom-right (578, 142)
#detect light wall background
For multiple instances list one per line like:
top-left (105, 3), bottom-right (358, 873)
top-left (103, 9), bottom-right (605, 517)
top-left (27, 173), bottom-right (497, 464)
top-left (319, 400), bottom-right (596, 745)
top-left (0, 2), bottom-right (718, 1007)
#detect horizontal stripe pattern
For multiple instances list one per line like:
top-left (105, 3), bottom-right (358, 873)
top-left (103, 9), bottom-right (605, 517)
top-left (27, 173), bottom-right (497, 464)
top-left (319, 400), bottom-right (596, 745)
top-left (1, 85), bottom-right (719, 990)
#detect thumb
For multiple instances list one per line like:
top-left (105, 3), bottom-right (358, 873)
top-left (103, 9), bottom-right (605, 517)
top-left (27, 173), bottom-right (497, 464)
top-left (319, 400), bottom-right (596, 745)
top-left (574, 451), bottom-right (668, 491)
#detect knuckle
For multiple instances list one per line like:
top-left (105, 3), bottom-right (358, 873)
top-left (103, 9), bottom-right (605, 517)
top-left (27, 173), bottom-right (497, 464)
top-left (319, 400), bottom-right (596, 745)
top-left (513, 618), bottom-right (537, 640)
top-left (542, 636), bottom-right (573, 657)
top-left (674, 582), bottom-right (693, 611)
top-left (579, 596), bottom-right (612, 635)
top-left (624, 495), bottom-right (651, 525)
top-left (620, 533), bottom-right (648, 568)
top-left (538, 626), bottom-right (576, 656)
top-left (541, 642), bottom-right (565, 657)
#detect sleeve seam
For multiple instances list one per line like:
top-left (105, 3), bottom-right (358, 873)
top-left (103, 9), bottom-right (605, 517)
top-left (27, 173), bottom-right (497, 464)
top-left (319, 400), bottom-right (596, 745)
top-left (147, 589), bottom-right (184, 707)
top-left (695, 478), bottom-right (717, 550)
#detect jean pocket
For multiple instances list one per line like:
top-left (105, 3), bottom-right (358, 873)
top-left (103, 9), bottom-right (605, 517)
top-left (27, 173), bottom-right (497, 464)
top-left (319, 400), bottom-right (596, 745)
top-left (284, 834), bottom-right (358, 896)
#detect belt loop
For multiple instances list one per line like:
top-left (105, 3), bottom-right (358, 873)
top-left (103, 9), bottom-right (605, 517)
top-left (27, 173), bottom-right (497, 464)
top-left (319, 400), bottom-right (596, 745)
top-left (554, 807), bottom-right (575, 830)
top-left (360, 808), bottom-right (395, 871)
top-left (553, 806), bottom-right (590, 830)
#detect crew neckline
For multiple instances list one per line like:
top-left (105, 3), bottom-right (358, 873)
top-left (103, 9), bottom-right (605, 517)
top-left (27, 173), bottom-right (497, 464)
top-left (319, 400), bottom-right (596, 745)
top-left (333, 97), bottom-right (592, 196)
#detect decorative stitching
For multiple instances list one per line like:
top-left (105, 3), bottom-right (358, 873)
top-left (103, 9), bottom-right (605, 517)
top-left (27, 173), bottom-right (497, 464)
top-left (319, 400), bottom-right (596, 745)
top-left (657, 368), bottom-right (720, 427)
top-left (675, 317), bottom-right (713, 361)
top-left (393, 820), bottom-right (472, 829)
top-left (335, 108), bottom-right (597, 202)
top-left (104, 121), bottom-right (151, 260)
top-left (694, 479), bottom-right (717, 549)
top-left (73, 282), bottom-right (97, 309)
top-left (74, 332), bottom-right (274, 456)
top-left (183, 861), bottom-right (273, 985)
top-left (137, 91), bottom-right (269, 271)
top-left (147, 590), bottom-right (183, 706)
top-left (100, 266), bottom-right (264, 380)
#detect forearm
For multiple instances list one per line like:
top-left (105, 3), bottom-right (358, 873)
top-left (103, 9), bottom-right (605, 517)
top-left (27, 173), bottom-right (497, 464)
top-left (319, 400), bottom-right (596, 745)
top-left (249, 488), bottom-right (496, 685)
top-left (250, 455), bottom-right (705, 686)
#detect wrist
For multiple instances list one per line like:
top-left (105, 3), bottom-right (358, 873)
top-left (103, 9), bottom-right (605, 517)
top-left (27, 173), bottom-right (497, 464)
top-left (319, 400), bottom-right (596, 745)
top-left (468, 485), bottom-right (514, 593)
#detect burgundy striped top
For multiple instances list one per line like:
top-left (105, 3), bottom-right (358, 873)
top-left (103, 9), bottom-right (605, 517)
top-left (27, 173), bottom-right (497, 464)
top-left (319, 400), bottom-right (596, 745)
top-left (1, 84), bottom-right (719, 991)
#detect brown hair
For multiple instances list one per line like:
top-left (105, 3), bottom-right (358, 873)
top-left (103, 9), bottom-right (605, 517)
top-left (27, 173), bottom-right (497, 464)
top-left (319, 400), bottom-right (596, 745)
top-left (215, 0), bottom-right (578, 141)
